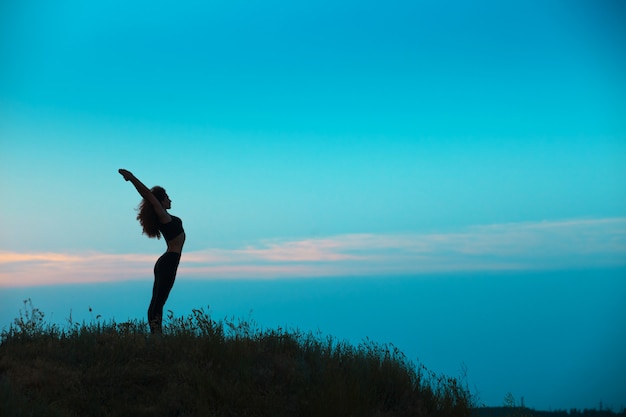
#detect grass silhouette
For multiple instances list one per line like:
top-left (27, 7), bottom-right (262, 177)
top-left (1, 299), bottom-right (474, 417)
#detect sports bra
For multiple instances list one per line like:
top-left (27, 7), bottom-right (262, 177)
top-left (158, 215), bottom-right (184, 242)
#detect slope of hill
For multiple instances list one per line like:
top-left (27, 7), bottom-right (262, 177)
top-left (1, 302), bottom-right (473, 417)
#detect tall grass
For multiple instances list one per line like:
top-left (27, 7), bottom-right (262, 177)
top-left (1, 299), bottom-right (474, 417)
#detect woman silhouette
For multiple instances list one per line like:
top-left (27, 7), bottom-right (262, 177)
top-left (119, 169), bottom-right (186, 334)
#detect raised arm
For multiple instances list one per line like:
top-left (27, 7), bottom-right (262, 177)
top-left (118, 169), bottom-right (170, 222)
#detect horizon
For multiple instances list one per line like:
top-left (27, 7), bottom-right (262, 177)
top-left (1, 0), bottom-right (625, 412)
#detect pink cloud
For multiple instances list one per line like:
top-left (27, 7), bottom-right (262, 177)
top-left (239, 238), bottom-right (363, 262)
top-left (0, 252), bottom-right (155, 287)
top-left (2, 217), bottom-right (625, 287)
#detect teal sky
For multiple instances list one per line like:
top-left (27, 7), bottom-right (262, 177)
top-left (1, 0), bottom-right (625, 410)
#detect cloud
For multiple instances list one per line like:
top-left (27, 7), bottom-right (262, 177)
top-left (1, 217), bottom-right (625, 287)
top-left (0, 252), bottom-right (155, 287)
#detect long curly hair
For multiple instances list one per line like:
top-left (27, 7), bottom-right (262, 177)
top-left (136, 186), bottom-right (167, 239)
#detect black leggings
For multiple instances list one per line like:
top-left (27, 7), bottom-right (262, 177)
top-left (148, 252), bottom-right (180, 333)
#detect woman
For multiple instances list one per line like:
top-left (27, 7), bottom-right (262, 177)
top-left (119, 169), bottom-right (186, 334)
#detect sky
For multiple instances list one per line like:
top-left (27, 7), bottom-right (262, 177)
top-left (1, 0), bottom-right (625, 410)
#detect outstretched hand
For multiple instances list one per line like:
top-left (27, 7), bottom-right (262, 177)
top-left (118, 169), bottom-right (133, 181)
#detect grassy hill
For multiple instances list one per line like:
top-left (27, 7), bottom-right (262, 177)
top-left (1, 300), bottom-right (473, 417)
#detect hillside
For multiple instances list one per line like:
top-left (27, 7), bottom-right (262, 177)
top-left (0, 301), bottom-right (473, 417)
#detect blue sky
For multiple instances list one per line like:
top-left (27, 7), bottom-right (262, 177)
top-left (1, 0), bottom-right (625, 410)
